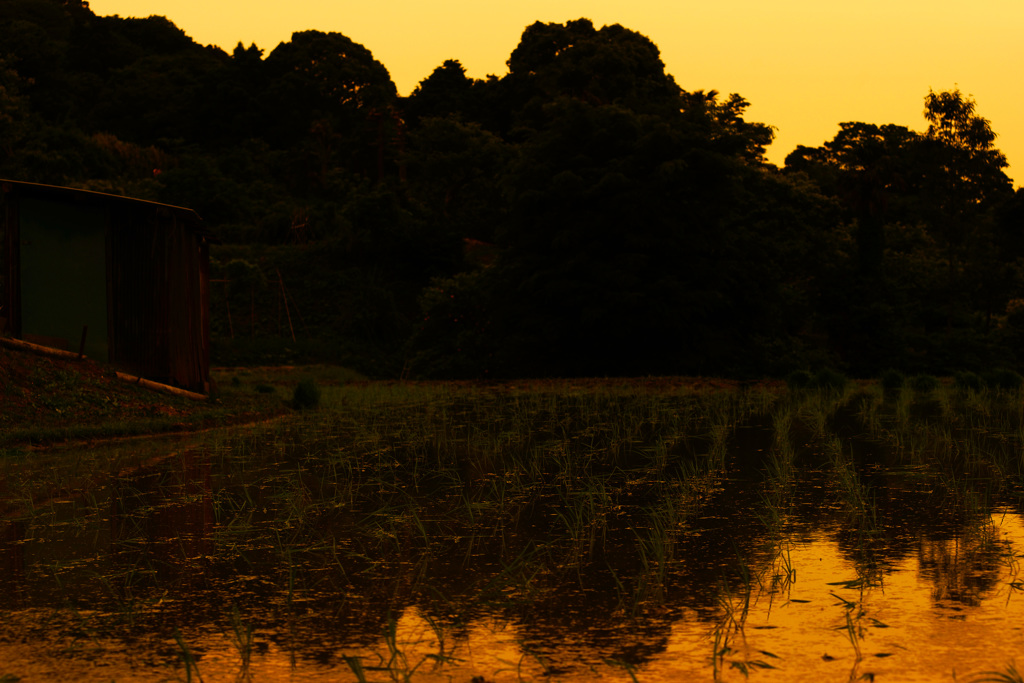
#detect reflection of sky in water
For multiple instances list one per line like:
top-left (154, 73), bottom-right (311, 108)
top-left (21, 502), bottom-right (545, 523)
top-left (353, 512), bottom-right (1024, 683)
top-left (6, 512), bottom-right (1023, 681)
top-left (3, 419), bottom-right (1024, 683)
top-left (651, 511), bottom-right (1024, 682)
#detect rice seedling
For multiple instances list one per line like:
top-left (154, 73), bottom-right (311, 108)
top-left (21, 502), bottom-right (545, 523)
top-left (764, 407), bottom-right (795, 485)
top-left (342, 654), bottom-right (370, 683)
top-left (604, 658), bottom-right (641, 683)
top-left (225, 604), bottom-right (254, 679)
top-left (707, 420), bottom-right (732, 469)
top-left (630, 508), bottom-right (674, 609)
top-left (999, 540), bottom-right (1024, 603)
top-left (971, 662), bottom-right (1024, 683)
top-left (174, 628), bottom-right (205, 683)
top-left (825, 437), bottom-right (876, 530)
top-left (770, 542), bottom-right (797, 594)
top-left (554, 487), bottom-right (608, 565)
top-left (830, 590), bottom-right (865, 661)
top-left (709, 560), bottom-right (783, 680)
top-left (379, 615), bottom-right (434, 683)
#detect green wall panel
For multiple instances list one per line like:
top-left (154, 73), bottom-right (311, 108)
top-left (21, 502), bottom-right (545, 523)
top-left (20, 198), bottom-right (109, 359)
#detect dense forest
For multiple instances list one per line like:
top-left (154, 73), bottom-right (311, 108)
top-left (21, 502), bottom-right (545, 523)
top-left (2, 0), bottom-right (1023, 379)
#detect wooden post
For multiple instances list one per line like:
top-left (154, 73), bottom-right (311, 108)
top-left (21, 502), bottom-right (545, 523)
top-left (77, 325), bottom-right (88, 358)
top-left (277, 269), bottom-right (296, 343)
top-left (224, 281), bottom-right (234, 339)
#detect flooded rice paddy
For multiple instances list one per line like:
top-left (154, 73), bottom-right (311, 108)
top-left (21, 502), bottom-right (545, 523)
top-left (2, 380), bottom-right (1024, 682)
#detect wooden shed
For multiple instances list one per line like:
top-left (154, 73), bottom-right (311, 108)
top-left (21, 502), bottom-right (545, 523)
top-left (1, 180), bottom-right (213, 393)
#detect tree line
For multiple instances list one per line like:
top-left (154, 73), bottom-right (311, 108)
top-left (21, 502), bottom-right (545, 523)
top-left (2, 0), bottom-right (1022, 378)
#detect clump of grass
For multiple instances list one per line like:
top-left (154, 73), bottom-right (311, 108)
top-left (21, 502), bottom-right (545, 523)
top-left (954, 371), bottom-right (984, 393)
top-left (879, 369), bottom-right (905, 391)
top-left (908, 374), bottom-right (940, 394)
top-left (291, 378), bottom-right (321, 410)
top-left (255, 383), bottom-right (276, 394)
top-left (984, 369), bottom-right (1023, 391)
top-left (784, 370), bottom-right (813, 390)
top-left (813, 368), bottom-right (848, 391)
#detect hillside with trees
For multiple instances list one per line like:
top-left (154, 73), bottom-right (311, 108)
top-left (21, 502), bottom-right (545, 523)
top-left (2, 1), bottom-right (1022, 378)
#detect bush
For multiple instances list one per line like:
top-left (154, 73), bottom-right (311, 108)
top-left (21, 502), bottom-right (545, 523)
top-left (291, 378), bottom-right (321, 410)
top-left (908, 374), bottom-right (940, 394)
top-left (984, 368), bottom-right (1023, 391)
top-left (784, 370), bottom-right (814, 389)
top-left (879, 369), bottom-right (905, 391)
top-left (953, 371), bottom-right (983, 393)
top-left (813, 368), bottom-right (848, 391)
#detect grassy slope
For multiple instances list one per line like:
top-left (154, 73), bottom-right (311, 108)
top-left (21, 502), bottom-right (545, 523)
top-left (0, 343), bottom-right (361, 447)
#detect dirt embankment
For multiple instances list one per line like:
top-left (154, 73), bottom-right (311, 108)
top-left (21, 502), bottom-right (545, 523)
top-left (0, 343), bottom-right (286, 447)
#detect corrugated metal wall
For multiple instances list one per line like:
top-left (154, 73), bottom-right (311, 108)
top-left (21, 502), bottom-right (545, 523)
top-left (108, 205), bottom-right (207, 391)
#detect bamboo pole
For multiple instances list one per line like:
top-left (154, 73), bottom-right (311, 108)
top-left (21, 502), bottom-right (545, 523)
top-left (115, 372), bottom-right (207, 400)
top-left (0, 335), bottom-right (84, 360)
top-left (277, 271), bottom-right (308, 337)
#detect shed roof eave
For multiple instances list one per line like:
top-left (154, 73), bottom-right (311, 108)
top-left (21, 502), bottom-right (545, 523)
top-left (0, 179), bottom-right (211, 236)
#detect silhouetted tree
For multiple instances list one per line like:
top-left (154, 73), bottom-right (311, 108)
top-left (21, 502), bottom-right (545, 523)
top-left (785, 90), bottom-right (1016, 374)
top-left (261, 30), bottom-right (397, 151)
top-left (404, 116), bottom-right (512, 243)
top-left (410, 19), bottom-right (827, 378)
top-left (403, 59), bottom-right (476, 125)
top-left (918, 89), bottom-right (1013, 326)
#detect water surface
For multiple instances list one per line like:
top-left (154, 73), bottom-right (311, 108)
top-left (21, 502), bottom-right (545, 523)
top-left (2, 384), bottom-right (1023, 681)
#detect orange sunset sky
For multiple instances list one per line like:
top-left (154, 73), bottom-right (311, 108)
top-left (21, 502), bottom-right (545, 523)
top-left (87, 0), bottom-right (1023, 186)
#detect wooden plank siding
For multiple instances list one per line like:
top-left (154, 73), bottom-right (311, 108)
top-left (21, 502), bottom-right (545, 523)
top-left (1, 180), bottom-right (213, 393)
top-left (1, 188), bottom-right (20, 338)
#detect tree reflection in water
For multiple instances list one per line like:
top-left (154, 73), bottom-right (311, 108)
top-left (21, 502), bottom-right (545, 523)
top-left (2, 382), bottom-right (1024, 681)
